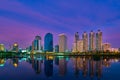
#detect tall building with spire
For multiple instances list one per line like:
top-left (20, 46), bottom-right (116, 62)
top-left (89, 31), bottom-right (95, 51)
top-left (82, 32), bottom-right (88, 52)
top-left (59, 34), bottom-right (67, 52)
top-left (96, 30), bottom-right (102, 51)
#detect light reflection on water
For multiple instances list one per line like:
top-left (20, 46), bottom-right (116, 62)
top-left (0, 55), bottom-right (120, 80)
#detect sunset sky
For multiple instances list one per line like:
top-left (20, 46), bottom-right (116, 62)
top-left (0, 0), bottom-right (120, 49)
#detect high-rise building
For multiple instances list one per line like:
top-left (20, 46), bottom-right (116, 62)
top-left (55, 45), bottom-right (59, 52)
top-left (58, 34), bottom-right (67, 52)
top-left (73, 32), bottom-right (79, 52)
top-left (32, 35), bottom-right (42, 52)
top-left (89, 31), bottom-right (95, 51)
top-left (72, 42), bottom-right (77, 52)
top-left (102, 43), bottom-right (111, 52)
top-left (82, 32), bottom-right (88, 52)
top-left (44, 33), bottom-right (53, 52)
top-left (96, 30), bottom-right (102, 51)
top-left (0, 44), bottom-right (5, 52)
top-left (77, 39), bottom-right (83, 52)
top-left (12, 42), bottom-right (19, 52)
top-left (72, 39), bottom-right (83, 52)
top-left (75, 32), bottom-right (79, 43)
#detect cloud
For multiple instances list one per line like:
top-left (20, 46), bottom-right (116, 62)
top-left (0, 0), bottom-right (120, 48)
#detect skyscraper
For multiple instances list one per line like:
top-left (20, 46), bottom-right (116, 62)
top-left (73, 32), bottom-right (79, 52)
top-left (35, 36), bottom-right (42, 50)
top-left (77, 39), bottom-right (83, 52)
top-left (32, 35), bottom-right (42, 52)
top-left (89, 31), bottom-right (95, 51)
top-left (82, 32), bottom-right (88, 52)
top-left (73, 39), bottom-right (84, 52)
top-left (96, 30), bottom-right (102, 51)
top-left (44, 33), bottom-right (53, 52)
top-left (75, 32), bottom-right (79, 43)
top-left (59, 34), bottom-right (67, 52)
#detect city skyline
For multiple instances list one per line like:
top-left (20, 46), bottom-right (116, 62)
top-left (0, 0), bottom-right (120, 49)
top-left (0, 30), bottom-right (119, 50)
top-left (0, 1), bottom-right (120, 80)
top-left (0, 29), bottom-right (119, 53)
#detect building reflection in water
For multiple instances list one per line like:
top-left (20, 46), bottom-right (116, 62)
top-left (73, 57), bottom-right (80, 77)
top-left (0, 58), bottom-right (5, 67)
top-left (29, 54), bottom-right (42, 74)
top-left (73, 56), bottom-right (89, 77)
top-left (59, 57), bottom-right (67, 76)
top-left (89, 57), bottom-right (102, 80)
top-left (103, 58), bottom-right (111, 67)
top-left (82, 57), bottom-right (88, 77)
top-left (4, 54), bottom-right (118, 79)
top-left (34, 60), bottom-right (41, 74)
top-left (96, 59), bottom-right (102, 79)
top-left (72, 56), bottom-right (103, 79)
top-left (89, 57), bottom-right (95, 78)
top-left (12, 58), bottom-right (18, 67)
top-left (55, 57), bottom-right (59, 65)
top-left (44, 56), bottom-right (53, 77)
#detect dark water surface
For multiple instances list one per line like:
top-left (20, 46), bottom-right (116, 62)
top-left (0, 55), bottom-right (120, 80)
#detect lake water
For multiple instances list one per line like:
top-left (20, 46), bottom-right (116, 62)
top-left (0, 55), bottom-right (120, 80)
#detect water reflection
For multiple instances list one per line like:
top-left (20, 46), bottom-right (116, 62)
top-left (0, 56), bottom-right (120, 80)
top-left (12, 58), bottom-right (19, 67)
top-left (0, 59), bottom-right (5, 67)
top-left (59, 57), bottom-right (67, 76)
top-left (44, 56), bottom-right (53, 77)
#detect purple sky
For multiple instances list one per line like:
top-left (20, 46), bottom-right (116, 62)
top-left (0, 0), bottom-right (120, 49)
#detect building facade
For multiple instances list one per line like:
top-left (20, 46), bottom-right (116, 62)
top-left (102, 43), bottom-right (111, 52)
top-left (77, 39), bottom-right (83, 52)
top-left (74, 32), bottom-right (79, 52)
top-left (89, 31), bottom-right (95, 51)
top-left (44, 33), bottom-right (53, 52)
top-left (59, 34), bottom-right (67, 52)
top-left (72, 39), bottom-right (83, 52)
top-left (96, 30), bottom-right (102, 51)
top-left (82, 32), bottom-right (88, 52)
